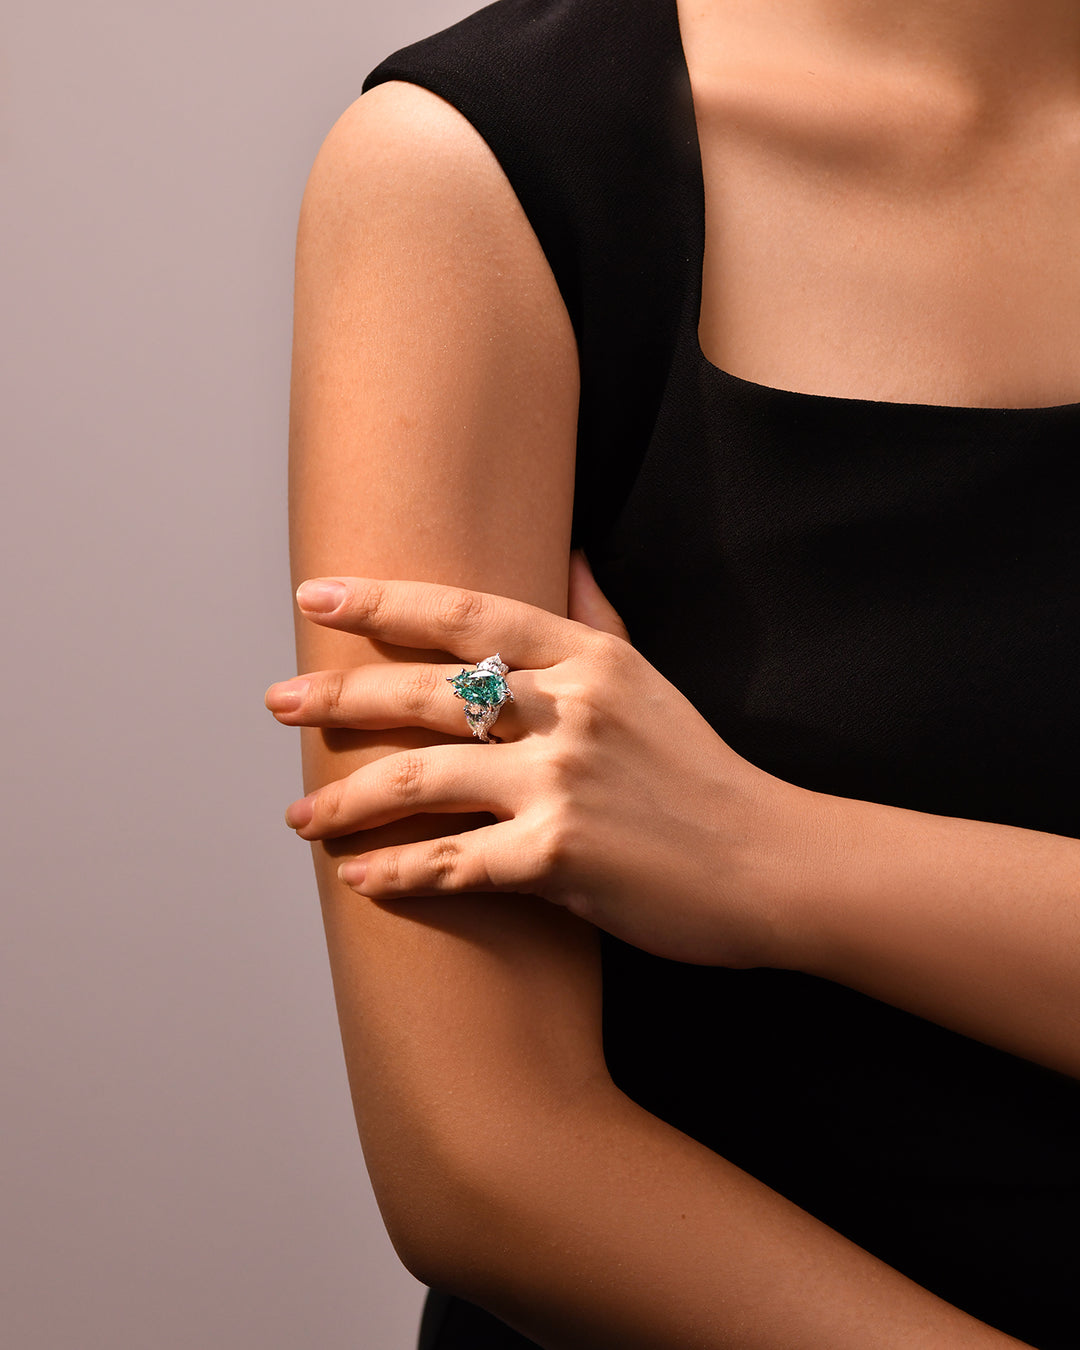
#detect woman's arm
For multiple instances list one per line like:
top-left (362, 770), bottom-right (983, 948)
top-left (793, 791), bottom-right (1080, 1077)
top-left (287, 81), bottom-right (1025, 1347)
top-left (289, 76), bottom-right (600, 1274)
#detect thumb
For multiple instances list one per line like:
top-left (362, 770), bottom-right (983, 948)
top-left (567, 548), bottom-right (632, 643)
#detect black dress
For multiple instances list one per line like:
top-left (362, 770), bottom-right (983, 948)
top-left (361, 2), bottom-right (1080, 1345)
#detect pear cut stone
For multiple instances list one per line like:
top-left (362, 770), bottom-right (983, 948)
top-left (448, 669), bottom-right (509, 709)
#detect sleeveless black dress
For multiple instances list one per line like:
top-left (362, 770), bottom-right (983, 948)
top-left (361, 2), bottom-right (1080, 1345)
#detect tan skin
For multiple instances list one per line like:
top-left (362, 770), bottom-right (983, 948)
top-left (685, 0), bottom-right (1080, 406)
top-left (277, 2), bottom-right (1078, 1344)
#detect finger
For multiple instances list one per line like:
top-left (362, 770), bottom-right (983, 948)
top-left (265, 661), bottom-right (530, 737)
top-left (285, 741), bottom-right (526, 841)
top-left (567, 549), bottom-right (631, 643)
top-left (294, 575), bottom-right (595, 670)
top-left (335, 816), bottom-right (553, 898)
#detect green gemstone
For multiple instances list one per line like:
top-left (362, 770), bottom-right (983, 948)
top-left (449, 670), bottom-right (506, 708)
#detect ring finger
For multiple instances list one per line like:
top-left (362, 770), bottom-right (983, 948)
top-left (266, 661), bottom-right (533, 739)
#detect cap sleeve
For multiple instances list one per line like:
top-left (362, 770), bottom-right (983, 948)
top-left (362, 0), bottom-right (698, 552)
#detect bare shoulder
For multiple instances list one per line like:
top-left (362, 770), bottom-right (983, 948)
top-left (310, 78), bottom-right (516, 202)
top-left (297, 79), bottom-right (575, 362)
top-left (292, 80), bottom-right (580, 533)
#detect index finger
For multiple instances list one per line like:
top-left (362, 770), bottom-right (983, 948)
top-left (294, 576), bottom-right (592, 669)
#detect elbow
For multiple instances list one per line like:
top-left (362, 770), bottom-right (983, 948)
top-left (373, 1145), bottom-right (504, 1293)
top-left (369, 1089), bottom-right (594, 1298)
top-left (365, 1059), bottom-right (617, 1294)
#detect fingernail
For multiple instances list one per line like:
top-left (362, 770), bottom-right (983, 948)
top-left (297, 580), bottom-right (346, 613)
top-left (338, 860), bottom-right (367, 889)
top-left (285, 796), bottom-right (315, 829)
top-left (265, 678), bottom-right (309, 713)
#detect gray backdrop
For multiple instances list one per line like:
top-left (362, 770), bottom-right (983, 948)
top-left (2, 1), bottom-right (478, 1345)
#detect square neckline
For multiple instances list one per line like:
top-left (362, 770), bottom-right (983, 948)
top-left (669, 0), bottom-right (1080, 414)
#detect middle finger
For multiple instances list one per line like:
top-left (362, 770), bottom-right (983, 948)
top-left (285, 739), bottom-right (528, 841)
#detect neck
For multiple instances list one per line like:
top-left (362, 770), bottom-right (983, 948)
top-left (699, 0), bottom-right (1080, 110)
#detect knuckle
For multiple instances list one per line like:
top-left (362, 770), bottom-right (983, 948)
top-left (315, 782), bottom-right (343, 828)
top-left (401, 664), bottom-right (441, 720)
top-left (380, 847), bottom-right (401, 889)
top-left (542, 737), bottom-right (586, 789)
top-left (434, 585), bottom-right (488, 636)
top-left (558, 676), bottom-right (605, 736)
top-left (532, 808), bottom-right (574, 881)
top-left (384, 750), bottom-right (425, 806)
top-left (320, 669), bottom-right (347, 718)
top-left (424, 836), bottom-right (461, 888)
top-left (591, 627), bottom-right (635, 673)
top-left (358, 579), bottom-right (389, 626)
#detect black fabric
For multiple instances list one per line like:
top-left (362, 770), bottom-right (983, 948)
top-left (362, 0), bottom-right (699, 553)
top-left (362, 2), bottom-right (1080, 1345)
top-left (418, 1288), bottom-right (542, 1350)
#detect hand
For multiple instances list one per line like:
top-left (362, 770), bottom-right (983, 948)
top-left (266, 553), bottom-right (817, 968)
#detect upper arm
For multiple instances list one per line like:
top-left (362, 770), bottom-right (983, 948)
top-left (288, 80), bottom-right (605, 1274)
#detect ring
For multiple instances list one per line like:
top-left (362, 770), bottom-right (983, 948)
top-left (446, 652), bottom-right (514, 743)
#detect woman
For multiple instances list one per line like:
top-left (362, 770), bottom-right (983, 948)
top-left (268, 0), bottom-right (1080, 1344)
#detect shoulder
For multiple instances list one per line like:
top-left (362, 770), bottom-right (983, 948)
top-left (342, 0), bottom-right (689, 329)
top-left (297, 76), bottom-right (578, 350)
top-left (293, 78), bottom-right (579, 455)
top-left (302, 79), bottom-right (518, 241)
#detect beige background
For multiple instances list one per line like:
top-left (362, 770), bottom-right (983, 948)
top-left (2, 1), bottom-right (478, 1344)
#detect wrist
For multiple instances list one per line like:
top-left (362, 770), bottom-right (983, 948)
top-left (752, 776), bottom-right (859, 975)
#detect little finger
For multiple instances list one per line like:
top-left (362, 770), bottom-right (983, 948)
top-left (335, 816), bottom-right (557, 899)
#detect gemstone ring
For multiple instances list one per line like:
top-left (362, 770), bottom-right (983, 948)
top-left (446, 653), bottom-right (514, 743)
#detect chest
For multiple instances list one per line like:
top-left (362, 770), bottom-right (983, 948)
top-left (692, 89), bottom-right (1080, 408)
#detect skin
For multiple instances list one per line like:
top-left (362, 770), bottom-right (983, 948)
top-left (683, 0), bottom-right (1080, 407)
top-left (281, 0), bottom-right (1078, 1343)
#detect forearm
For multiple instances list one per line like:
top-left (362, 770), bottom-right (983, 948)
top-left (790, 788), bottom-right (1080, 1077)
top-left (435, 1077), bottom-right (1025, 1350)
